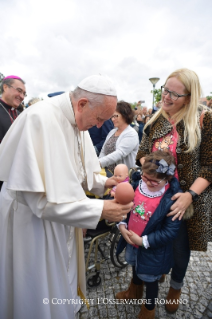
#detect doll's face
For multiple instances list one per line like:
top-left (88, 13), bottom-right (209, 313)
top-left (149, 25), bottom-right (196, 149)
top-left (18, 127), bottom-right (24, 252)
top-left (114, 165), bottom-right (128, 183)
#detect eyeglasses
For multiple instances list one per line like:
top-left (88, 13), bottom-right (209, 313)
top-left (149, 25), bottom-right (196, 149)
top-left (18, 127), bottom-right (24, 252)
top-left (111, 114), bottom-right (119, 119)
top-left (161, 85), bottom-right (190, 101)
top-left (8, 85), bottom-right (27, 97)
top-left (141, 174), bottom-right (166, 187)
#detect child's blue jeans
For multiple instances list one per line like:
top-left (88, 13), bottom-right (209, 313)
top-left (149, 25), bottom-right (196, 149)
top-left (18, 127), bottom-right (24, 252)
top-left (125, 243), bottom-right (162, 282)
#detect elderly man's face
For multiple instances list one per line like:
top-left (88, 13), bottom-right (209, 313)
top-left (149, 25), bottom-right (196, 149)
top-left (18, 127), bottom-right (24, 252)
top-left (2, 79), bottom-right (26, 108)
top-left (76, 95), bottom-right (117, 131)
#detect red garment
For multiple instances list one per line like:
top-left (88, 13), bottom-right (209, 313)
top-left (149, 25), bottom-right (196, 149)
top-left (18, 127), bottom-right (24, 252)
top-left (152, 125), bottom-right (179, 180)
top-left (128, 180), bottom-right (169, 247)
top-left (111, 176), bottom-right (130, 194)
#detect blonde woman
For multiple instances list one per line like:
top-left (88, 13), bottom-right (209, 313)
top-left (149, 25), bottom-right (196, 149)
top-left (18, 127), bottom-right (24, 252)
top-left (136, 68), bottom-right (212, 314)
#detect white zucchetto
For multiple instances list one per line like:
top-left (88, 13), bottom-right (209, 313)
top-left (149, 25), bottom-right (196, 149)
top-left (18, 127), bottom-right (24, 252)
top-left (78, 74), bottom-right (117, 96)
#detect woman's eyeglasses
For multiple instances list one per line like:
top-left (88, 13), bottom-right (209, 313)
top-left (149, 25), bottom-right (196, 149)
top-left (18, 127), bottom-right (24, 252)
top-left (161, 85), bottom-right (190, 101)
top-left (111, 114), bottom-right (119, 119)
top-left (141, 174), bottom-right (165, 187)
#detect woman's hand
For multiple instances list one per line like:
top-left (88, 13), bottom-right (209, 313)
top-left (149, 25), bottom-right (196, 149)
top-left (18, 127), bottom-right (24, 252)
top-left (167, 192), bottom-right (193, 221)
top-left (128, 230), bottom-right (143, 246)
top-left (105, 176), bottom-right (118, 189)
top-left (119, 224), bottom-right (134, 245)
top-left (168, 178), bottom-right (210, 221)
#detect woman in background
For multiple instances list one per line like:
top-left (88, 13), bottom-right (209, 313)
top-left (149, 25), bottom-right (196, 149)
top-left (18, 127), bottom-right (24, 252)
top-left (99, 101), bottom-right (139, 173)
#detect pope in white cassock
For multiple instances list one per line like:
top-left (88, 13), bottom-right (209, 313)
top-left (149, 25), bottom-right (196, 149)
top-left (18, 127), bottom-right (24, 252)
top-left (0, 75), bottom-right (132, 319)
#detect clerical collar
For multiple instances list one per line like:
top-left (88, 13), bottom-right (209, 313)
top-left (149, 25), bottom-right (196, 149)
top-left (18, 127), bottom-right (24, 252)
top-left (0, 98), bottom-right (15, 110)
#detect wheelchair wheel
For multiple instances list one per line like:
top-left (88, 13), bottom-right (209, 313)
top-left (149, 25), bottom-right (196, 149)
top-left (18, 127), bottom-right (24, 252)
top-left (87, 273), bottom-right (102, 287)
top-left (110, 228), bottom-right (128, 268)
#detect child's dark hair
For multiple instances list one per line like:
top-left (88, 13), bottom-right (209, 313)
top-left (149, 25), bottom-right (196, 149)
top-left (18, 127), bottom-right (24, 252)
top-left (142, 150), bottom-right (176, 182)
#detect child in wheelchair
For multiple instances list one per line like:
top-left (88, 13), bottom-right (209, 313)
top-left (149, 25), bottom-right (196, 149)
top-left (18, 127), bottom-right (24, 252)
top-left (116, 150), bottom-right (182, 319)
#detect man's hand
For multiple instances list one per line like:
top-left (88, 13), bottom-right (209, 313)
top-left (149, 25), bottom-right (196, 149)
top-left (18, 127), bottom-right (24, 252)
top-left (101, 199), bottom-right (133, 222)
top-left (105, 176), bottom-right (118, 189)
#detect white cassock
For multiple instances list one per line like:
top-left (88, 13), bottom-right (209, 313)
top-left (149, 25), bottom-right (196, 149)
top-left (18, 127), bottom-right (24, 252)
top-left (0, 93), bottom-right (107, 319)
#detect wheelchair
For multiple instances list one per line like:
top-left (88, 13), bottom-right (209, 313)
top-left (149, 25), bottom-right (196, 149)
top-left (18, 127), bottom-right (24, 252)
top-left (84, 219), bottom-right (127, 287)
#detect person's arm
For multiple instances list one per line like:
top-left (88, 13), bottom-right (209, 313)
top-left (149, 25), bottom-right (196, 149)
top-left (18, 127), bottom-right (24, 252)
top-left (19, 191), bottom-right (133, 228)
top-left (119, 224), bottom-right (135, 245)
top-left (99, 129), bottom-right (138, 168)
top-left (129, 215), bottom-right (181, 248)
top-left (146, 216), bottom-right (181, 248)
top-left (88, 173), bottom-right (108, 197)
top-left (88, 174), bottom-right (118, 198)
top-left (136, 130), bottom-right (150, 166)
top-left (168, 112), bottom-right (212, 220)
top-left (168, 177), bottom-right (210, 220)
top-left (20, 191), bottom-right (103, 229)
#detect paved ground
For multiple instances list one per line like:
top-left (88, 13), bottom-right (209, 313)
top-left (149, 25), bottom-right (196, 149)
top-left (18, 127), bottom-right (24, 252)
top-left (79, 236), bottom-right (212, 319)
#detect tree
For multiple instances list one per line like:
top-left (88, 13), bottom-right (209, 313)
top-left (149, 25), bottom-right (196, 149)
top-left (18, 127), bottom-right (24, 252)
top-left (151, 88), bottom-right (162, 104)
top-left (0, 72), bottom-right (5, 95)
top-left (206, 92), bottom-right (212, 101)
top-left (130, 102), bottom-right (138, 109)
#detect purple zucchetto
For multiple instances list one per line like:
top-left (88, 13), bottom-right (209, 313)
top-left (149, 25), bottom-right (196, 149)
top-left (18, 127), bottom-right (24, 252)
top-left (3, 75), bottom-right (23, 80)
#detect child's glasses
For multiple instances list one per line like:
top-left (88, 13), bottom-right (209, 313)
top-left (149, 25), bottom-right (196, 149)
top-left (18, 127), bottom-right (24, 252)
top-left (141, 174), bottom-right (166, 187)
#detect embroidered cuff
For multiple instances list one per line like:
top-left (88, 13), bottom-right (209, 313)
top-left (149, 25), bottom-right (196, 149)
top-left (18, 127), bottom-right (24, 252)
top-left (117, 222), bottom-right (128, 229)
top-left (142, 235), bottom-right (150, 249)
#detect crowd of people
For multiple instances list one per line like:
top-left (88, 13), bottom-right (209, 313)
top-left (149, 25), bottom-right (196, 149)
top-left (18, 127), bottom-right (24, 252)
top-left (0, 69), bottom-right (212, 319)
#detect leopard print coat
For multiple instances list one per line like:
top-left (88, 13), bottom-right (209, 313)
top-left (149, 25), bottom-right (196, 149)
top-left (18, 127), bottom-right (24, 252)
top-left (136, 111), bottom-right (212, 251)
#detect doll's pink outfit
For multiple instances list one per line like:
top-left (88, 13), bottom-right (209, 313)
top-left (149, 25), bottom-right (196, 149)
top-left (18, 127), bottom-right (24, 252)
top-left (111, 177), bottom-right (129, 194)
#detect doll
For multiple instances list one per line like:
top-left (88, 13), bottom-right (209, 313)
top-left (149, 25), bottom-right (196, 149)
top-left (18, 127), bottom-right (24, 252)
top-left (110, 164), bottom-right (129, 198)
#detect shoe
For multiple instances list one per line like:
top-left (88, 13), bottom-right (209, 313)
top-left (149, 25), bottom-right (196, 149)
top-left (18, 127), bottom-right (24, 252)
top-left (115, 279), bottom-right (143, 301)
top-left (158, 274), bottom-right (166, 283)
top-left (165, 287), bottom-right (181, 313)
top-left (138, 304), bottom-right (155, 319)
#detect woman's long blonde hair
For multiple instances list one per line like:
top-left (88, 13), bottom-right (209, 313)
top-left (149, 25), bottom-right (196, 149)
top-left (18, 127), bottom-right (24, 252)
top-left (145, 68), bottom-right (205, 152)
